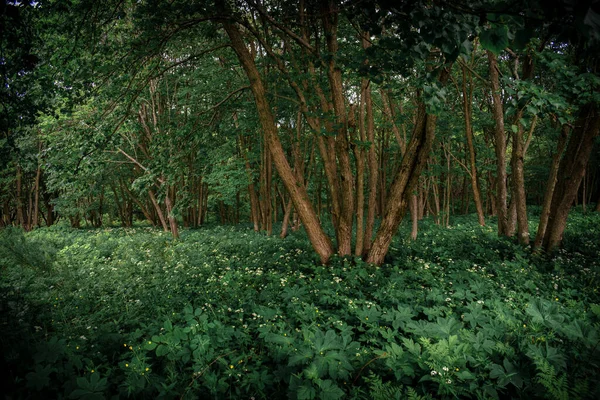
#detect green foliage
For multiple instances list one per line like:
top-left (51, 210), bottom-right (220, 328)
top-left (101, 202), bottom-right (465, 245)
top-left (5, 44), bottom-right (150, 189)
top-left (480, 24), bottom-right (509, 55)
top-left (1, 211), bottom-right (599, 399)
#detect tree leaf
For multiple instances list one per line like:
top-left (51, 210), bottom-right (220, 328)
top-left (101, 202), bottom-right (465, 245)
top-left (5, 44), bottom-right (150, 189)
top-left (480, 25), bottom-right (509, 55)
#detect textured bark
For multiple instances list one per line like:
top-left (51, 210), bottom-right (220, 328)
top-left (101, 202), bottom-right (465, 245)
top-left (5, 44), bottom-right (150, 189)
top-left (149, 189), bottom-right (169, 232)
top-left (323, 2), bottom-right (353, 255)
top-left (363, 72), bottom-right (378, 256)
top-left (366, 103), bottom-right (433, 264)
top-left (366, 65), bottom-right (450, 265)
top-left (164, 186), bottom-right (179, 239)
top-left (461, 64), bottom-right (485, 226)
top-left (487, 51), bottom-right (509, 236)
top-left (16, 165), bottom-right (24, 228)
top-left (511, 112), bottom-right (529, 244)
top-left (221, 15), bottom-right (334, 263)
top-left (32, 165), bottom-right (41, 228)
top-left (543, 103), bottom-right (600, 251)
top-left (355, 91), bottom-right (366, 256)
top-left (259, 138), bottom-right (273, 235)
top-left (410, 194), bottom-right (418, 240)
top-left (511, 51), bottom-right (535, 245)
top-left (534, 124), bottom-right (569, 250)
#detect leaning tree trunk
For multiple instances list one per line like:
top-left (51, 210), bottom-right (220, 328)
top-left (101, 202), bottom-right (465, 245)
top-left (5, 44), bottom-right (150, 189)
top-left (533, 124), bottom-right (569, 250)
top-left (366, 65), bottom-right (450, 265)
top-left (542, 103), bottom-right (600, 251)
top-left (366, 105), bottom-right (436, 265)
top-left (221, 14), bottom-right (334, 264)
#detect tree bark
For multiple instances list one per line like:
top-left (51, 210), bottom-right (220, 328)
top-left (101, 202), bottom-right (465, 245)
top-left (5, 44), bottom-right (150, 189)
top-left (533, 124), bottom-right (569, 250)
top-left (16, 165), bottom-right (24, 228)
top-left (461, 64), bottom-right (485, 226)
top-left (366, 65), bottom-right (450, 264)
top-left (487, 50), bottom-right (509, 236)
top-left (511, 115), bottom-right (529, 244)
top-left (164, 186), bottom-right (179, 239)
top-left (149, 189), bottom-right (169, 232)
top-left (542, 103), bottom-right (600, 251)
top-left (32, 165), bottom-right (41, 228)
top-left (221, 14), bottom-right (334, 263)
top-left (322, 2), bottom-right (353, 255)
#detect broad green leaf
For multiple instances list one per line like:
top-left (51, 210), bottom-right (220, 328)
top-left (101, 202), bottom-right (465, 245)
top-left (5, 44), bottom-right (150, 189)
top-left (480, 25), bottom-right (509, 54)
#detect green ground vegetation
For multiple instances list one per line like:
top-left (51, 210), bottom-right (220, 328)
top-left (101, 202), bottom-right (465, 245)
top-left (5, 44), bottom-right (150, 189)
top-left (1, 211), bottom-right (599, 399)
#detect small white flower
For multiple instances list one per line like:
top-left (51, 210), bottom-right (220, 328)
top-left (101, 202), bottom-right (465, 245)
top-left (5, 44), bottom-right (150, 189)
top-left (431, 370), bottom-right (438, 376)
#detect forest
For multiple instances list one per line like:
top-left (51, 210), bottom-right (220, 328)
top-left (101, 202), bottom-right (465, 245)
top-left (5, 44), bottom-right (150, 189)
top-left (1, 0), bottom-right (600, 399)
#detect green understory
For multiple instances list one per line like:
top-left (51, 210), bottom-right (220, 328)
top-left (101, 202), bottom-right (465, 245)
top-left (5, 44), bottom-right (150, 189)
top-left (1, 211), bottom-right (599, 399)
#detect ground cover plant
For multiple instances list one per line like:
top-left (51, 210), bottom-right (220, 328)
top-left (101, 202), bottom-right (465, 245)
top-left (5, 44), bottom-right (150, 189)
top-left (1, 211), bottom-right (600, 399)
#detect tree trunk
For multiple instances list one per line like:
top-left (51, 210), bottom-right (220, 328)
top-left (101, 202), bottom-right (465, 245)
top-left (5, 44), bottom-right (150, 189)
top-left (241, 137), bottom-right (261, 232)
top-left (354, 79), bottom-right (368, 256)
top-left (366, 65), bottom-right (450, 265)
top-left (16, 165), bottom-right (24, 228)
top-left (487, 51), bottom-right (509, 236)
top-left (542, 103), bottom-right (600, 251)
top-left (149, 189), bottom-right (169, 232)
top-left (461, 64), bottom-right (485, 225)
top-left (534, 124), bottom-right (569, 250)
top-left (410, 194), bottom-right (418, 240)
top-left (280, 197), bottom-right (293, 239)
top-left (322, 3), bottom-right (353, 256)
top-left (363, 74), bottom-right (378, 256)
top-left (164, 186), bottom-right (179, 239)
top-left (221, 15), bottom-right (334, 263)
top-left (511, 116), bottom-right (529, 244)
top-left (32, 165), bottom-right (41, 228)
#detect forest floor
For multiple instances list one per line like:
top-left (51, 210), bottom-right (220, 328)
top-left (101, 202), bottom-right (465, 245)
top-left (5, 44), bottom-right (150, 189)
top-left (1, 210), bottom-right (599, 399)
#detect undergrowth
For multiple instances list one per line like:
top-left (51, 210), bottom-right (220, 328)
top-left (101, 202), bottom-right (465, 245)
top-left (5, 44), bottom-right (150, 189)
top-left (1, 212), bottom-right (599, 399)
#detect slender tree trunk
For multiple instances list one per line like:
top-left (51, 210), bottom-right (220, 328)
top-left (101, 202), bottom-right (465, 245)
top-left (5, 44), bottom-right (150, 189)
top-left (534, 125), bottom-right (569, 250)
top-left (511, 117), bottom-right (529, 244)
top-left (149, 189), bottom-right (169, 232)
top-left (16, 165), bottom-right (24, 228)
top-left (32, 165), bottom-right (41, 228)
top-left (322, 3), bottom-right (353, 255)
top-left (542, 103), bottom-right (600, 251)
top-left (461, 64), bottom-right (485, 225)
top-left (354, 79), bottom-right (368, 256)
top-left (363, 73), bottom-right (378, 256)
top-left (164, 186), bottom-right (179, 239)
top-left (241, 139), bottom-right (261, 232)
top-left (221, 15), bottom-right (334, 263)
top-left (445, 143), bottom-right (452, 227)
top-left (280, 197), bottom-right (293, 239)
top-left (259, 137), bottom-right (273, 235)
top-left (487, 51), bottom-right (509, 236)
top-left (366, 65), bottom-right (451, 264)
top-left (410, 194), bottom-right (418, 240)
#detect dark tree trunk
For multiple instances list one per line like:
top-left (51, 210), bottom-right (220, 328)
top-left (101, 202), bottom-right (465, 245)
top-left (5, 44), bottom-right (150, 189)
top-left (487, 51), bottom-right (509, 236)
top-left (542, 103), bottom-right (600, 251)
top-left (221, 13), bottom-right (334, 263)
top-left (534, 124), bottom-right (569, 250)
top-left (366, 64), bottom-right (450, 264)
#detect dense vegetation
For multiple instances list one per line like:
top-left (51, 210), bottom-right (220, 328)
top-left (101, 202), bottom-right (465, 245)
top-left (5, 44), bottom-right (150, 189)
top-left (1, 211), bottom-right (599, 399)
top-left (2, 0), bottom-right (600, 398)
